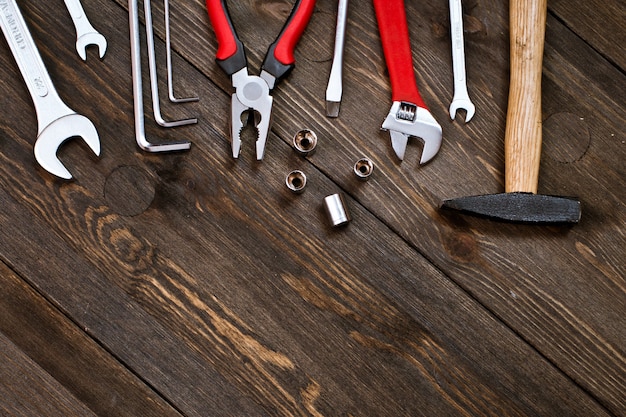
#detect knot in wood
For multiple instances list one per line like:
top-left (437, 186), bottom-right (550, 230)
top-left (105, 166), bottom-right (156, 217)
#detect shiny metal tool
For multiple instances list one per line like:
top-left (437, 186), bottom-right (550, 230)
top-left (325, 0), bottom-right (347, 117)
top-left (448, 0), bottom-right (475, 122)
top-left (373, 0), bottom-right (442, 164)
top-left (206, 0), bottom-right (316, 160)
top-left (0, 0), bottom-right (100, 179)
top-left (129, 0), bottom-right (191, 152)
top-left (292, 129), bottom-right (317, 156)
top-left (286, 170), bottom-right (307, 193)
top-left (323, 193), bottom-right (351, 227)
top-left (354, 157), bottom-right (374, 181)
top-left (165, 0), bottom-right (198, 103)
top-left (145, 0), bottom-right (196, 127)
top-left (63, 0), bottom-right (107, 60)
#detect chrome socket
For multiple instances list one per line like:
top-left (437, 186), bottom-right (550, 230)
top-left (354, 157), bottom-right (374, 181)
top-left (286, 170), bottom-right (307, 193)
top-left (323, 193), bottom-right (351, 227)
top-left (293, 129), bottom-right (318, 156)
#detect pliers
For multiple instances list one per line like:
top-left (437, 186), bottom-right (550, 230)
top-left (206, 0), bottom-right (316, 160)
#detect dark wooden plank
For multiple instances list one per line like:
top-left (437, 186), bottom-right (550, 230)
top-left (147, 0), bottom-right (626, 413)
top-left (0, 261), bottom-right (185, 417)
top-left (550, 0), bottom-right (626, 70)
top-left (0, 330), bottom-right (98, 417)
top-left (0, 1), bottom-right (620, 417)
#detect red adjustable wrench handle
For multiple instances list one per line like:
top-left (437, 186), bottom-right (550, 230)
top-left (373, 0), bottom-right (428, 109)
top-left (206, 0), bottom-right (316, 83)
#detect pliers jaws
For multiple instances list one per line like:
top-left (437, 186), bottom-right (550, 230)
top-left (230, 68), bottom-right (274, 160)
top-left (206, 0), bottom-right (316, 160)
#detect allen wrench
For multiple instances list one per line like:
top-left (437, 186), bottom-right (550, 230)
top-left (165, 0), bottom-right (199, 103)
top-left (129, 0), bottom-right (192, 152)
top-left (145, 0), bottom-right (197, 127)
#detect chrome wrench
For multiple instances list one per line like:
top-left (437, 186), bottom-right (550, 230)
top-left (449, 0), bottom-right (475, 122)
top-left (0, 0), bottom-right (100, 179)
top-left (63, 0), bottom-right (107, 60)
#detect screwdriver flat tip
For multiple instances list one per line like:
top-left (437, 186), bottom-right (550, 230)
top-left (326, 101), bottom-right (341, 118)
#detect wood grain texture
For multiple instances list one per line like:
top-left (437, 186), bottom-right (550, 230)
top-left (505, 0), bottom-right (547, 193)
top-left (0, 0), bottom-right (623, 416)
top-left (550, 0), bottom-right (626, 69)
top-left (0, 330), bottom-right (98, 417)
top-left (0, 261), bottom-right (185, 417)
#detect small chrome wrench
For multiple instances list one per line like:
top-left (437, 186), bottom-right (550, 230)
top-left (449, 0), bottom-right (475, 122)
top-left (0, 0), bottom-right (100, 179)
top-left (63, 0), bottom-right (107, 60)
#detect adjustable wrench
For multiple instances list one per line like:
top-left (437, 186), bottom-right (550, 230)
top-left (373, 0), bottom-right (442, 164)
top-left (448, 0), bottom-right (475, 122)
top-left (0, 0), bottom-right (100, 179)
top-left (63, 0), bottom-right (107, 60)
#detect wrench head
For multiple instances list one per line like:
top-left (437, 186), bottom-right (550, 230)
top-left (76, 32), bottom-right (107, 61)
top-left (449, 99), bottom-right (476, 123)
top-left (34, 114), bottom-right (100, 179)
top-left (382, 101), bottom-right (442, 164)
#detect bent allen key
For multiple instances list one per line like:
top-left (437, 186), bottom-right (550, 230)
top-left (206, 0), bottom-right (316, 160)
top-left (373, 0), bottom-right (442, 164)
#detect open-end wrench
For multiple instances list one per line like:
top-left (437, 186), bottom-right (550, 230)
top-left (448, 0), bottom-right (475, 122)
top-left (0, 0), bottom-right (100, 179)
top-left (63, 0), bottom-right (107, 61)
top-left (373, 0), bottom-right (442, 164)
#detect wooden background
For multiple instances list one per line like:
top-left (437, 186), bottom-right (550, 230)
top-left (0, 0), bottom-right (623, 416)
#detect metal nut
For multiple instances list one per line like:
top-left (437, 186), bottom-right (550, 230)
top-left (293, 129), bottom-right (318, 156)
top-left (323, 193), bottom-right (351, 227)
top-left (354, 158), bottom-right (374, 181)
top-left (286, 170), bottom-right (307, 193)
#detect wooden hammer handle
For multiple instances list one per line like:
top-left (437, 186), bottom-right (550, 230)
top-left (505, 0), bottom-right (548, 193)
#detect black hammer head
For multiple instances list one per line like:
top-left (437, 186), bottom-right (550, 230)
top-left (440, 192), bottom-right (581, 224)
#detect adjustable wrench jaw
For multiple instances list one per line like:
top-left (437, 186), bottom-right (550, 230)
top-left (382, 101), bottom-right (442, 164)
top-left (230, 68), bottom-right (274, 160)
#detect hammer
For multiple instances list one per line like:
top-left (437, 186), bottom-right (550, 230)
top-left (440, 0), bottom-right (581, 224)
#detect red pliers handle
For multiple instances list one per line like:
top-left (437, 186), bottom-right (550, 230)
top-left (373, 0), bottom-right (428, 109)
top-left (206, 0), bottom-right (316, 83)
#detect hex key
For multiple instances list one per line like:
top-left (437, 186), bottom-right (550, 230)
top-left (144, 0), bottom-right (197, 127)
top-left (129, 0), bottom-right (191, 152)
top-left (165, 0), bottom-right (199, 103)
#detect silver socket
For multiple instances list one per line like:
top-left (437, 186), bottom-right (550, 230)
top-left (286, 170), bottom-right (307, 193)
top-left (293, 129), bottom-right (318, 156)
top-left (354, 158), bottom-right (374, 181)
top-left (323, 193), bottom-right (351, 227)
